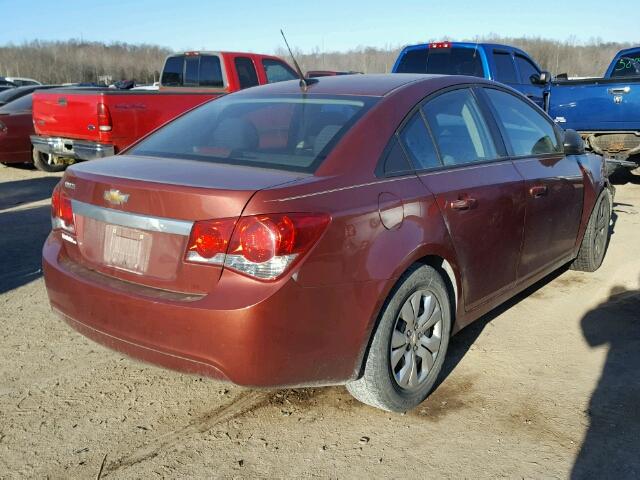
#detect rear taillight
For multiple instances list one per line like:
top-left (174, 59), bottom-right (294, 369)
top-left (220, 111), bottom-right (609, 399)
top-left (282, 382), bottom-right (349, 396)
top-left (51, 184), bottom-right (75, 233)
top-left (97, 102), bottom-right (112, 132)
top-left (185, 213), bottom-right (330, 280)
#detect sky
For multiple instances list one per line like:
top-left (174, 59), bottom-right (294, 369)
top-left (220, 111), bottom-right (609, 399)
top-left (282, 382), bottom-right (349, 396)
top-left (0, 0), bottom-right (638, 53)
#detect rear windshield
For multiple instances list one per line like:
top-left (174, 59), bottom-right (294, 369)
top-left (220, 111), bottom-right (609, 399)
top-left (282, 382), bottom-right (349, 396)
top-left (610, 53), bottom-right (640, 78)
top-left (130, 95), bottom-right (376, 172)
top-left (396, 46), bottom-right (484, 77)
top-left (0, 93), bottom-right (32, 112)
top-left (161, 54), bottom-right (224, 88)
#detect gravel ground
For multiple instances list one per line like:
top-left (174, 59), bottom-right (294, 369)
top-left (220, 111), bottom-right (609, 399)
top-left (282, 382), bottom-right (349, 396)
top-left (0, 164), bottom-right (639, 479)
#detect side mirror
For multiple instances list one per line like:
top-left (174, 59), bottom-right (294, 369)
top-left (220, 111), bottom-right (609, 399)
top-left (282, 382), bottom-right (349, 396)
top-left (564, 129), bottom-right (585, 155)
top-left (533, 71), bottom-right (551, 85)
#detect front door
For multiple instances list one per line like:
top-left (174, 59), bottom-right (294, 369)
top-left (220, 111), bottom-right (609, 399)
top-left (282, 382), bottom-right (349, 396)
top-left (481, 87), bottom-right (584, 282)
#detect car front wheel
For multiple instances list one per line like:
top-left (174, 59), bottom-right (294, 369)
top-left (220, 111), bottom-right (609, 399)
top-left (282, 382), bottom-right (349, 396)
top-left (346, 264), bottom-right (452, 412)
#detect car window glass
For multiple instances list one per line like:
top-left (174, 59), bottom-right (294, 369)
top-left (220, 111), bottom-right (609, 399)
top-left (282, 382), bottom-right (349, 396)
top-left (610, 54), bottom-right (640, 78)
top-left (262, 59), bottom-right (297, 83)
top-left (161, 56), bottom-right (183, 86)
top-left (485, 88), bottom-right (562, 156)
top-left (396, 47), bottom-right (484, 77)
top-left (515, 55), bottom-right (540, 84)
top-left (234, 57), bottom-right (259, 89)
top-left (199, 55), bottom-right (223, 87)
top-left (383, 137), bottom-right (413, 175)
top-left (131, 95), bottom-right (376, 173)
top-left (399, 112), bottom-right (441, 170)
top-left (493, 52), bottom-right (518, 83)
top-left (0, 93), bottom-right (32, 113)
top-left (184, 56), bottom-right (199, 86)
top-left (423, 89), bottom-right (498, 166)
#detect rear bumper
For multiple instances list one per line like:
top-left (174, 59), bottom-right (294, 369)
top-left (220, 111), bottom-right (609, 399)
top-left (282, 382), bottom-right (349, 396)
top-left (31, 135), bottom-right (115, 161)
top-left (42, 234), bottom-right (385, 387)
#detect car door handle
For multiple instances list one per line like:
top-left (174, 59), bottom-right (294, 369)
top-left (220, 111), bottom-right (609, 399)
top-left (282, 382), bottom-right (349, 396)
top-left (450, 197), bottom-right (477, 210)
top-left (529, 185), bottom-right (548, 198)
top-left (608, 86), bottom-right (630, 95)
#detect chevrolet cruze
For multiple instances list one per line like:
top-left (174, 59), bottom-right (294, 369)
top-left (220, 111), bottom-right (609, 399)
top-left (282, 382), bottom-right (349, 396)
top-left (43, 74), bottom-right (611, 412)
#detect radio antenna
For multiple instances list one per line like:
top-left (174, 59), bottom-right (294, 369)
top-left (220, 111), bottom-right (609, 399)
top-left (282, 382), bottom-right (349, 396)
top-left (280, 29), bottom-right (318, 91)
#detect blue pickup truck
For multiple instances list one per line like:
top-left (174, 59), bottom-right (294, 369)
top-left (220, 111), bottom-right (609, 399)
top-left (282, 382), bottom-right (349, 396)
top-left (393, 42), bottom-right (640, 170)
top-left (547, 47), bottom-right (640, 168)
top-left (392, 42), bottom-right (550, 108)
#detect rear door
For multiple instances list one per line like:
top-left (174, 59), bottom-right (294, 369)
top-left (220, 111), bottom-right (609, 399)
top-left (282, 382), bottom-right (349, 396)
top-left (412, 87), bottom-right (526, 310)
top-left (480, 86), bottom-right (584, 282)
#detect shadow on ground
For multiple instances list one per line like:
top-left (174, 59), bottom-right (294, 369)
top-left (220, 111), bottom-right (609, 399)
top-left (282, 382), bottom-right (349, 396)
top-left (0, 176), bottom-right (59, 293)
top-left (571, 280), bottom-right (640, 479)
top-left (0, 177), bottom-right (60, 210)
top-left (609, 167), bottom-right (640, 186)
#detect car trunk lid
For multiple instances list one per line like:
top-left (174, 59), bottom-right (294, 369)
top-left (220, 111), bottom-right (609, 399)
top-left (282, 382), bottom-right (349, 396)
top-left (59, 155), bottom-right (305, 294)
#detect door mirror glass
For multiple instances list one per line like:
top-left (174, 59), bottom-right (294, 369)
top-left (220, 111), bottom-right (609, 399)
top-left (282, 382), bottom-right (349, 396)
top-left (563, 129), bottom-right (585, 155)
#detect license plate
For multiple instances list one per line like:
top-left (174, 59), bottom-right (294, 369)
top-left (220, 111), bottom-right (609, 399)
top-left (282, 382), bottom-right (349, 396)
top-left (103, 225), bottom-right (152, 274)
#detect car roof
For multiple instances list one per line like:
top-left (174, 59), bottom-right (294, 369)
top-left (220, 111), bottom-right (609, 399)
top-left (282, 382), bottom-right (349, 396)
top-left (232, 73), bottom-right (447, 97)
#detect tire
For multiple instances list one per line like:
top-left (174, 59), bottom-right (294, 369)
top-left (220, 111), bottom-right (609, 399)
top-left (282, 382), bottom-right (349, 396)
top-left (346, 264), bottom-right (452, 412)
top-left (571, 189), bottom-right (612, 272)
top-left (32, 149), bottom-right (65, 172)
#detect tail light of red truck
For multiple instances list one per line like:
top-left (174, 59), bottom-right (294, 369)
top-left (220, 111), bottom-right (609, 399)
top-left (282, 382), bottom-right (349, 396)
top-left (97, 102), bottom-right (112, 132)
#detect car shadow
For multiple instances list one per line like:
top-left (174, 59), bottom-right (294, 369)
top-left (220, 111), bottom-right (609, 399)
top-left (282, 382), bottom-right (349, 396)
top-left (609, 167), bottom-right (640, 186)
top-left (571, 281), bottom-right (640, 479)
top-left (0, 205), bottom-right (52, 294)
top-left (0, 177), bottom-right (61, 210)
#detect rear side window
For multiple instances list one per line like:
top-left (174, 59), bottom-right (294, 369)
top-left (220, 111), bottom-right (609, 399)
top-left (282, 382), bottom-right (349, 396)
top-left (383, 138), bottom-right (413, 175)
top-left (515, 55), bottom-right (540, 84)
top-left (493, 52), bottom-right (518, 83)
top-left (396, 47), bottom-right (484, 77)
top-left (398, 112), bottom-right (441, 170)
top-left (130, 95), bottom-right (376, 173)
top-left (161, 56), bottom-right (183, 86)
top-left (262, 59), bottom-right (297, 83)
top-left (234, 57), bottom-right (259, 89)
top-left (423, 89), bottom-right (498, 166)
top-left (484, 88), bottom-right (562, 156)
top-left (161, 55), bottom-right (224, 88)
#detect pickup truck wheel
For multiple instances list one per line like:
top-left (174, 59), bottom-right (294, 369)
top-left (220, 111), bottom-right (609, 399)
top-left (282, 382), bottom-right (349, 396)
top-left (33, 150), bottom-right (65, 172)
top-left (346, 265), bottom-right (451, 412)
top-left (571, 189), bottom-right (612, 272)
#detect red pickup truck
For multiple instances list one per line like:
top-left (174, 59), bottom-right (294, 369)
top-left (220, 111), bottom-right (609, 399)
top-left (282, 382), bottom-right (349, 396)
top-left (30, 51), bottom-right (297, 171)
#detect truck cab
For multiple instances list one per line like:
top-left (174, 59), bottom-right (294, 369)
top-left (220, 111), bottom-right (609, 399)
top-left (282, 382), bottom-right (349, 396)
top-left (392, 42), bottom-right (550, 108)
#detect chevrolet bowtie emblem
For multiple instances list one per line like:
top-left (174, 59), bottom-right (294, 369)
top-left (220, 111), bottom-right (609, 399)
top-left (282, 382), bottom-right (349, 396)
top-left (103, 189), bottom-right (130, 206)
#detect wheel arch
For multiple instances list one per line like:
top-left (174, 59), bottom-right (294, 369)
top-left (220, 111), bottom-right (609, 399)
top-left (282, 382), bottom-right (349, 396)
top-left (351, 248), bottom-right (463, 380)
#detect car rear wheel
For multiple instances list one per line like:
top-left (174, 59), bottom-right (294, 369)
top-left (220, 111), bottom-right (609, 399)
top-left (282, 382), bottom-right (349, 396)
top-left (571, 189), bottom-right (612, 272)
top-left (32, 149), bottom-right (65, 172)
top-left (346, 264), bottom-right (451, 412)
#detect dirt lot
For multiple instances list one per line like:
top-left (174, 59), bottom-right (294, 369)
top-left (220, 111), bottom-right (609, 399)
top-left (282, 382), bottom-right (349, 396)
top-left (0, 164), bottom-right (639, 479)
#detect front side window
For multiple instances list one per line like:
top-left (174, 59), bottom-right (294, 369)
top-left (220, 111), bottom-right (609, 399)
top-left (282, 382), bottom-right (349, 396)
top-left (130, 95), bottom-right (376, 173)
top-left (493, 52), bottom-right (518, 83)
top-left (398, 112), bottom-right (441, 170)
top-left (234, 57), bottom-right (259, 89)
top-left (423, 89), bottom-right (498, 166)
top-left (515, 55), bottom-right (540, 85)
top-left (484, 88), bottom-right (562, 156)
top-left (262, 59), bottom-right (297, 83)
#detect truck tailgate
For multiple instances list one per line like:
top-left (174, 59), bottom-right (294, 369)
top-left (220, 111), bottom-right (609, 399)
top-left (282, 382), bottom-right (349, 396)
top-left (33, 90), bottom-right (103, 142)
top-left (549, 79), bottom-right (640, 131)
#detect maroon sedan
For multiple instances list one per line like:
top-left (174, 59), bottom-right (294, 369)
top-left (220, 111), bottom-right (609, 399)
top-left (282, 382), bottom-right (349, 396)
top-left (43, 74), bottom-right (611, 412)
top-left (0, 88), bottom-right (63, 171)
